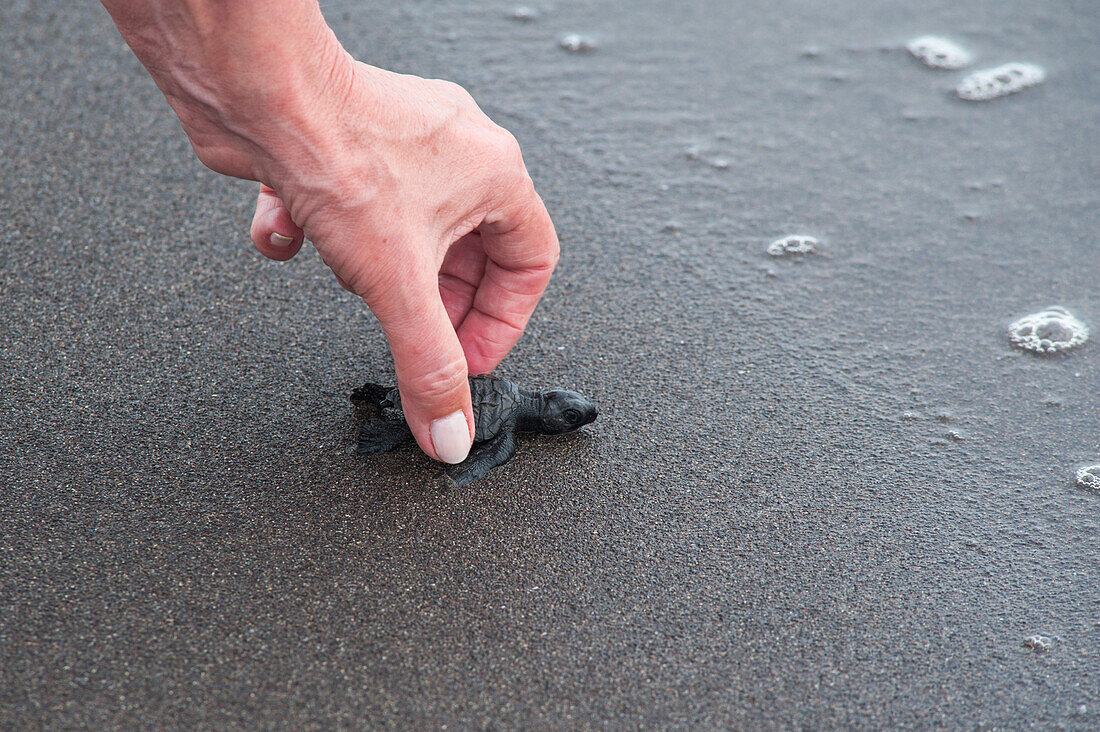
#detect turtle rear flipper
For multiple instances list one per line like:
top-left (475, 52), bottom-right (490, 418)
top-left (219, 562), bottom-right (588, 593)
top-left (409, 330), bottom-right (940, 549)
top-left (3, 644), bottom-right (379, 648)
top-left (437, 431), bottom-right (517, 491)
top-left (353, 418), bottom-right (412, 455)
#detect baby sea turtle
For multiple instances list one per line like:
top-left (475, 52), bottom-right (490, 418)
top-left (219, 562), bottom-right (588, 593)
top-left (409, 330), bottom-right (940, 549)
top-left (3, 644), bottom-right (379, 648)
top-left (351, 374), bottom-right (598, 490)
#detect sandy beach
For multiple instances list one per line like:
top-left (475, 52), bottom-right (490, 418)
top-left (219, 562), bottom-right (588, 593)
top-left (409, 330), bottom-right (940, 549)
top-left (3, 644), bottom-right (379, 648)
top-left (1, 0), bottom-right (1097, 727)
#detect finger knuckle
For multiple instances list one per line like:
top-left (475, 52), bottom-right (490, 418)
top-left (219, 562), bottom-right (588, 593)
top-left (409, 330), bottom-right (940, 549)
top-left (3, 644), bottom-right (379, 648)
top-left (439, 79), bottom-right (476, 106)
top-left (546, 234), bottom-right (561, 268)
top-left (493, 128), bottom-right (525, 167)
top-left (481, 132), bottom-right (531, 198)
top-left (400, 356), bottom-right (469, 403)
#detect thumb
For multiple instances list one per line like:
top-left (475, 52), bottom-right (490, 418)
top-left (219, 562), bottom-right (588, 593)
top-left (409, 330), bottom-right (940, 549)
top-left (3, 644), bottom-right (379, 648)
top-left (371, 276), bottom-right (474, 464)
top-left (250, 185), bottom-right (305, 261)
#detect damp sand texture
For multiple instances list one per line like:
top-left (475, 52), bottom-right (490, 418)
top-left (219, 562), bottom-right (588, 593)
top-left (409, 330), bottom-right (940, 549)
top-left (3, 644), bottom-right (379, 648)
top-left (1, 0), bottom-right (1098, 730)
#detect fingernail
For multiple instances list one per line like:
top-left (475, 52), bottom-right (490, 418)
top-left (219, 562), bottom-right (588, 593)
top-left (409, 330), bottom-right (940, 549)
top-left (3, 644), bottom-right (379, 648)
top-left (270, 233), bottom-right (294, 248)
top-left (430, 410), bottom-right (471, 464)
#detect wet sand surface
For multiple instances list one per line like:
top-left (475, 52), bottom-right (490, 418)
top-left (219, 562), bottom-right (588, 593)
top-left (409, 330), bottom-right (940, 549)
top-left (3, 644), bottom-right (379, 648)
top-left (1, 0), bottom-right (1097, 728)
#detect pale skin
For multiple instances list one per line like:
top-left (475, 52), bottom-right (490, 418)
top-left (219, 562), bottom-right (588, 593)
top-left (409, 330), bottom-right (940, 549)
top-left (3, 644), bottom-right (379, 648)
top-left (99, 0), bottom-right (559, 465)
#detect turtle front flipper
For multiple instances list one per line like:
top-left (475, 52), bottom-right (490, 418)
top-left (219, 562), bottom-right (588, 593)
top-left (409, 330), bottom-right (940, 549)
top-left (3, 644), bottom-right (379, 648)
top-left (353, 418), bottom-right (413, 455)
top-left (350, 382), bottom-right (391, 406)
top-left (437, 431), bottom-right (518, 491)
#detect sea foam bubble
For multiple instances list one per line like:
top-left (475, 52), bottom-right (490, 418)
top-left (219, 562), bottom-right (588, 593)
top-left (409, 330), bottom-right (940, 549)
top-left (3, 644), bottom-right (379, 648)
top-left (559, 34), bottom-right (598, 54)
top-left (906, 35), bottom-right (973, 70)
top-left (1076, 465), bottom-right (1100, 492)
top-left (510, 6), bottom-right (539, 22)
top-left (957, 63), bottom-right (1045, 101)
top-left (1008, 307), bottom-right (1089, 354)
top-left (767, 235), bottom-right (819, 256)
top-left (1023, 635), bottom-right (1054, 652)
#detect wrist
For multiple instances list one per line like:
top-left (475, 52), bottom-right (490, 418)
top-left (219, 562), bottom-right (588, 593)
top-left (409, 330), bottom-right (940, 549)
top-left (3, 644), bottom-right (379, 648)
top-left (223, 38), bottom-right (358, 183)
top-left (188, 24), bottom-right (355, 183)
top-left (104, 0), bottom-right (356, 184)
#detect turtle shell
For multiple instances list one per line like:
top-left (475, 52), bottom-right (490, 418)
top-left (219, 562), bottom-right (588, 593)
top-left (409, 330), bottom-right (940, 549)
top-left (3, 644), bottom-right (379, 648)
top-left (380, 375), bottom-right (520, 444)
top-left (469, 375), bottom-right (520, 443)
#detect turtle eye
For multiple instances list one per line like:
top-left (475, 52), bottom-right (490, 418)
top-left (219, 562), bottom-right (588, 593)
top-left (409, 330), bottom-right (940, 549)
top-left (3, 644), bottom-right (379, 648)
top-left (564, 409), bottom-right (580, 424)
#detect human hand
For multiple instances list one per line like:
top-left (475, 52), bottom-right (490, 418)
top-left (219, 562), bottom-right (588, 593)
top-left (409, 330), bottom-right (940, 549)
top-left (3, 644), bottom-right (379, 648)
top-left (245, 63), bottom-right (559, 464)
top-left (100, 0), bottom-right (559, 465)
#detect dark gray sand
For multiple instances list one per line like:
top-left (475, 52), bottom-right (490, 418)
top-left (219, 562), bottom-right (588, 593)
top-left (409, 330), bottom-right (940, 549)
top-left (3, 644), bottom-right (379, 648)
top-left (2, 0), bottom-right (1098, 728)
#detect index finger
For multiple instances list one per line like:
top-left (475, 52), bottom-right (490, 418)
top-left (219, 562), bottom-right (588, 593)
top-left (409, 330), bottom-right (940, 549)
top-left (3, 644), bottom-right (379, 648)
top-left (456, 178), bottom-right (559, 374)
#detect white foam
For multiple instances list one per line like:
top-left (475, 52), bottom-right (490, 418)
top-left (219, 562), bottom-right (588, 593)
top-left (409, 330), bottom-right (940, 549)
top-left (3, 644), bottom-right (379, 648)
top-left (559, 34), bottom-right (598, 54)
top-left (510, 6), bottom-right (539, 22)
top-left (1008, 307), bottom-right (1089, 354)
top-left (1023, 635), bottom-right (1053, 652)
top-left (767, 235), bottom-right (819, 256)
top-left (1076, 465), bottom-right (1100, 491)
top-left (957, 63), bottom-right (1045, 101)
top-left (906, 36), bottom-right (973, 70)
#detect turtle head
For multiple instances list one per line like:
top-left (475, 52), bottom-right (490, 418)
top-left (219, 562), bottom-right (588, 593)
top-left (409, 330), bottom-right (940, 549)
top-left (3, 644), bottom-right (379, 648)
top-left (538, 390), bottom-right (598, 435)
